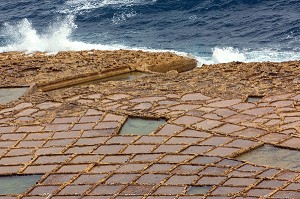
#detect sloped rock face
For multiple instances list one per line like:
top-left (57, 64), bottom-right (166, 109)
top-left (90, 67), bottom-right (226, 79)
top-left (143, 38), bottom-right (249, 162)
top-left (0, 50), bottom-right (197, 87)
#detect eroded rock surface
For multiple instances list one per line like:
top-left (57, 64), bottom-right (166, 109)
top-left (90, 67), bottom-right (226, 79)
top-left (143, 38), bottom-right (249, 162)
top-left (0, 50), bottom-right (196, 86)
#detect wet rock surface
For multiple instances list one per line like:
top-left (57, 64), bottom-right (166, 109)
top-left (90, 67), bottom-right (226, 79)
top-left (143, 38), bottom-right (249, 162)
top-left (1, 50), bottom-right (300, 198)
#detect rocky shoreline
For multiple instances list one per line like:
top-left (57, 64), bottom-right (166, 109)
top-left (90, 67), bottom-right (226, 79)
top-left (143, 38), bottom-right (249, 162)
top-left (2, 50), bottom-right (300, 110)
top-left (0, 50), bottom-right (196, 86)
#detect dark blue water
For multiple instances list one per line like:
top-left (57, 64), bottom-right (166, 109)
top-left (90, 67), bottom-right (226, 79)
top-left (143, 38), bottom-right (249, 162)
top-left (1, 0), bottom-right (300, 64)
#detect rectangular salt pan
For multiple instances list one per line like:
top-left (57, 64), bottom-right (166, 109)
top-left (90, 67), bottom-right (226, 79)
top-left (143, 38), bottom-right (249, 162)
top-left (0, 175), bottom-right (42, 195)
top-left (246, 96), bottom-right (263, 103)
top-left (237, 145), bottom-right (300, 171)
top-left (187, 186), bottom-right (212, 194)
top-left (0, 87), bottom-right (29, 104)
top-left (120, 117), bottom-right (166, 135)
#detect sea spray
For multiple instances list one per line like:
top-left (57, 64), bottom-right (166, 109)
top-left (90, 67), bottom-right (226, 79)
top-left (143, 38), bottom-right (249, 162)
top-left (0, 15), bottom-right (124, 53)
top-left (212, 47), bottom-right (246, 63)
top-left (211, 47), bottom-right (300, 64)
top-left (1, 16), bottom-right (77, 52)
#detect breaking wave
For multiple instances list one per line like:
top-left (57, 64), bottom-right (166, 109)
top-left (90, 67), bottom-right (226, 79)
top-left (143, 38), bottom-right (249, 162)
top-left (0, 16), bottom-right (126, 53)
top-left (210, 47), bottom-right (300, 64)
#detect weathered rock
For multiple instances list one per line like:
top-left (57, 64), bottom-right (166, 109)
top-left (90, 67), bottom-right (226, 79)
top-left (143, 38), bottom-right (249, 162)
top-left (0, 50), bottom-right (197, 87)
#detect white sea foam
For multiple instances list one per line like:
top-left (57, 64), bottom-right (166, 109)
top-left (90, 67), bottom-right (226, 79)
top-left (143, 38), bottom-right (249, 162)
top-left (0, 15), bottom-right (196, 60)
top-left (0, 16), bottom-right (126, 53)
top-left (209, 47), bottom-right (300, 64)
top-left (61, 0), bottom-right (157, 14)
top-left (212, 47), bottom-right (246, 63)
top-left (112, 10), bottom-right (137, 24)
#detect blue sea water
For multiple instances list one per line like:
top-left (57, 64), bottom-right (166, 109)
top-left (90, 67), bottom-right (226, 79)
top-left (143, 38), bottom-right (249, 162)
top-left (1, 0), bottom-right (300, 65)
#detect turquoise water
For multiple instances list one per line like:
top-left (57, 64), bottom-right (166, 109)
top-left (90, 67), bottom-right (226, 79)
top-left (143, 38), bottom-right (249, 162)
top-left (0, 175), bottom-right (42, 195)
top-left (120, 117), bottom-right (166, 135)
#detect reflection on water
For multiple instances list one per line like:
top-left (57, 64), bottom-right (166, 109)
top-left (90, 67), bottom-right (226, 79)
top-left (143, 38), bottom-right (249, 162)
top-left (246, 96), bottom-right (263, 103)
top-left (237, 145), bottom-right (300, 171)
top-left (0, 87), bottom-right (29, 104)
top-left (0, 175), bottom-right (42, 195)
top-left (82, 71), bottom-right (148, 85)
top-left (120, 117), bottom-right (166, 135)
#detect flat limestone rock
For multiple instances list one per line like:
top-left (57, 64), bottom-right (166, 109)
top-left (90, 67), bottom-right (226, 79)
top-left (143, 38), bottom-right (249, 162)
top-left (0, 50), bottom-right (197, 87)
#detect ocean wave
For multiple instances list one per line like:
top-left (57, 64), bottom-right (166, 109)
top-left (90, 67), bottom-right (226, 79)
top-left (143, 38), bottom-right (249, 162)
top-left (1, 0), bottom-right (300, 66)
top-left (1, 15), bottom-right (300, 66)
top-left (0, 16), bottom-right (126, 53)
top-left (212, 47), bottom-right (246, 63)
top-left (208, 47), bottom-right (300, 64)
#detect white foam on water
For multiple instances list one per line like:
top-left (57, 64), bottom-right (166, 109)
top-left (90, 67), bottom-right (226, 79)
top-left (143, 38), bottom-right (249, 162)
top-left (112, 10), bottom-right (137, 24)
top-left (212, 47), bottom-right (246, 63)
top-left (207, 46), bottom-right (300, 65)
top-left (61, 0), bottom-right (157, 14)
top-left (0, 15), bottom-right (198, 62)
top-left (243, 48), bottom-right (300, 63)
top-left (0, 16), bottom-right (127, 53)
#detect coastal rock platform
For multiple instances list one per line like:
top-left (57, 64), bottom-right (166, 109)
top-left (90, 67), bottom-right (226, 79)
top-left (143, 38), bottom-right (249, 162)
top-left (1, 50), bottom-right (300, 198)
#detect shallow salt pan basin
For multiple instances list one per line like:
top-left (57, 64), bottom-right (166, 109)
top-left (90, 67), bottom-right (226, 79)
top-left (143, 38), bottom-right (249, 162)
top-left (0, 175), bottom-right (42, 195)
top-left (246, 96), bottom-right (264, 103)
top-left (187, 186), bottom-right (212, 194)
top-left (237, 145), bottom-right (300, 171)
top-left (0, 87), bottom-right (29, 104)
top-left (120, 117), bottom-right (166, 135)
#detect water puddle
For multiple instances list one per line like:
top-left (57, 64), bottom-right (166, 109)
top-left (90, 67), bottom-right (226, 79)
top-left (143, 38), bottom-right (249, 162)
top-left (0, 87), bottom-right (29, 104)
top-left (237, 145), bottom-right (300, 171)
top-left (0, 175), bottom-right (42, 195)
top-left (186, 186), bottom-right (212, 194)
top-left (246, 96), bottom-right (264, 103)
top-left (120, 117), bottom-right (166, 135)
top-left (82, 71), bottom-right (149, 85)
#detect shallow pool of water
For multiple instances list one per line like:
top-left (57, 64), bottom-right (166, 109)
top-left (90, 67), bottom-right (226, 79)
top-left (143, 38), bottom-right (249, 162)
top-left (0, 175), bottom-right (42, 195)
top-left (0, 87), bottom-right (29, 104)
top-left (120, 117), bottom-right (166, 135)
top-left (187, 186), bottom-right (212, 194)
top-left (237, 145), bottom-right (300, 171)
top-left (246, 96), bottom-right (263, 103)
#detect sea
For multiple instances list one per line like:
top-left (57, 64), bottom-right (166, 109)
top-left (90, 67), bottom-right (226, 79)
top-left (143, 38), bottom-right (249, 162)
top-left (1, 0), bottom-right (300, 65)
